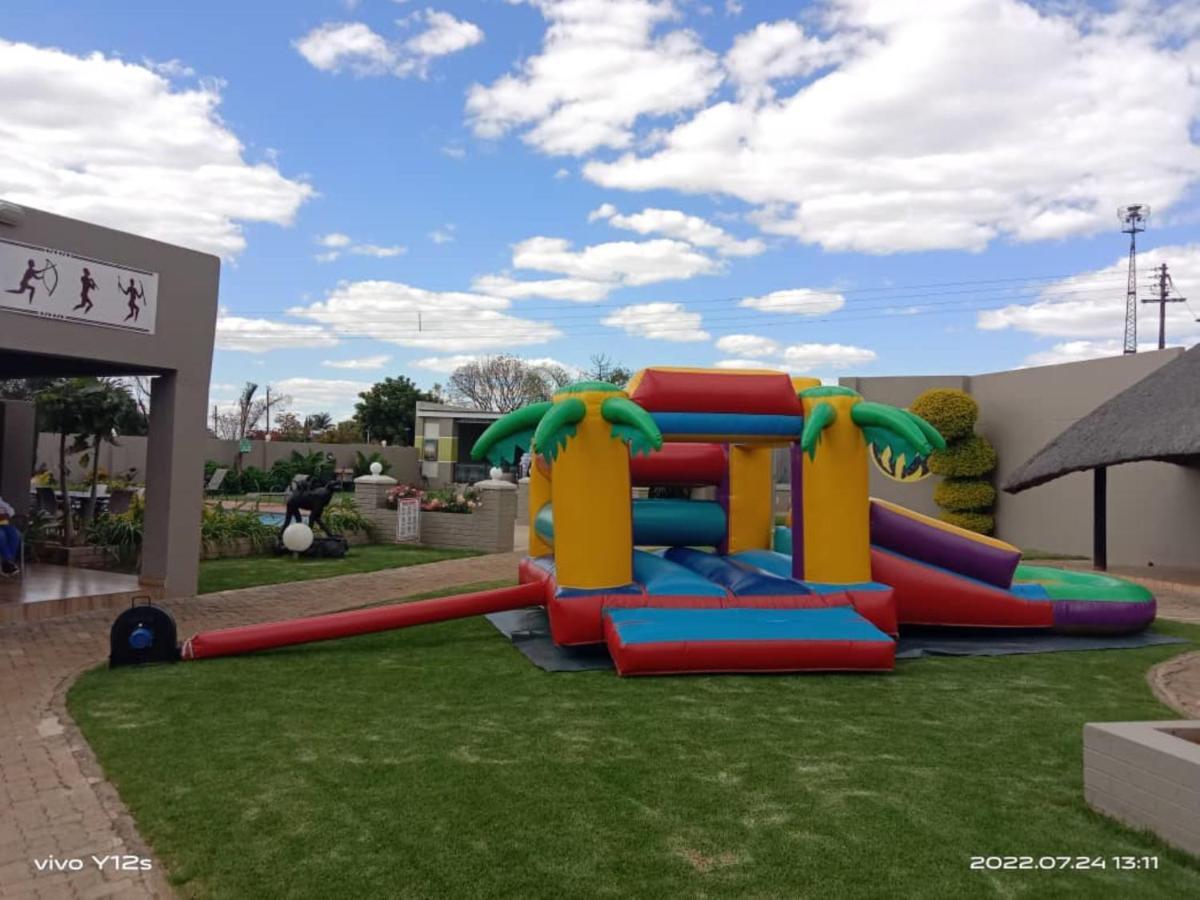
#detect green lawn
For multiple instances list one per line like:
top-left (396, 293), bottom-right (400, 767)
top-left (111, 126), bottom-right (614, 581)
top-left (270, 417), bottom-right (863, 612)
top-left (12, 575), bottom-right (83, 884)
top-left (68, 604), bottom-right (1200, 899)
top-left (197, 544), bottom-right (480, 594)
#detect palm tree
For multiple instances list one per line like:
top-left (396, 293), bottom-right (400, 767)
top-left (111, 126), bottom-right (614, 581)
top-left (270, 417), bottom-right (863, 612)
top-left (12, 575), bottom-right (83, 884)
top-left (73, 381), bottom-right (140, 530)
top-left (303, 412), bottom-right (333, 439)
top-left (36, 378), bottom-right (101, 547)
top-left (794, 385), bottom-right (944, 583)
top-left (472, 380), bottom-right (661, 588)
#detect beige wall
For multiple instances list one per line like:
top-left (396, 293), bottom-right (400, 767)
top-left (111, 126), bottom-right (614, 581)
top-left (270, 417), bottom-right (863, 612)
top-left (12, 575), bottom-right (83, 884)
top-left (32, 434), bottom-right (419, 487)
top-left (843, 349), bottom-right (1200, 569)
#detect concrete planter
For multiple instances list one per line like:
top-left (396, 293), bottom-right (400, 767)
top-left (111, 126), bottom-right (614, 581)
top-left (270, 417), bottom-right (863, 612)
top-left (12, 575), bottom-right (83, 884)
top-left (418, 480), bottom-right (517, 553)
top-left (32, 542), bottom-right (117, 569)
top-left (1084, 720), bottom-right (1200, 856)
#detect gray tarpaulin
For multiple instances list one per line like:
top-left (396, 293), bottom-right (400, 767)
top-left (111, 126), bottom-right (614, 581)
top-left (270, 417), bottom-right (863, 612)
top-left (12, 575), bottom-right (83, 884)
top-left (485, 608), bottom-right (1186, 673)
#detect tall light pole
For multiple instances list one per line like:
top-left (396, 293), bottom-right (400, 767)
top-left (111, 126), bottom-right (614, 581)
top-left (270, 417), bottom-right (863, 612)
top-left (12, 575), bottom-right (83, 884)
top-left (1118, 204), bottom-right (1150, 354)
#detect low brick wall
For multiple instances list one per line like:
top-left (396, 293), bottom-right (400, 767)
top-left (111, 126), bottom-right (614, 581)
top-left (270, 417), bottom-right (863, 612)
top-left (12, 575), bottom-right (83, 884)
top-left (1083, 720), bottom-right (1200, 856)
top-left (352, 473), bottom-right (411, 542)
top-left (516, 478), bottom-right (530, 522)
top-left (418, 481), bottom-right (516, 553)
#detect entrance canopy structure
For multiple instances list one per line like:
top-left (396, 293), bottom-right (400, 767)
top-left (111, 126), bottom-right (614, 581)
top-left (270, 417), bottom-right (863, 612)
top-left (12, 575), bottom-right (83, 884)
top-left (0, 202), bottom-right (219, 597)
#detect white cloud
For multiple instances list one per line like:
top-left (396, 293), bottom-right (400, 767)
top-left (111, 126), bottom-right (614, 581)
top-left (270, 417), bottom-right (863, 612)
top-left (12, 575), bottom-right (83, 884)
top-left (602, 302), bottom-right (710, 342)
top-left (288, 280), bottom-right (561, 351)
top-left (0, 40), bottom-right (312, 257)
top-left (314, 233), bottom-right (406, 261)
top-left (1020, 340), bottom-right (1125, 368)
top-left (553, 167), bottom-right (571, 179)
top-left (512, 236), bottom-right (719, 286)
top-left (429, 224), bottom-right (457, 244)
top-left (294, 22), bottom-right (395, 74)
top-left (978, 243), bottom-right (1200, 348)
top-left (399, 10), bottom-right (485, 77)
top-left (471, 274), bottom-right (612, 303)
top-left (715, 333), bottom-right (779, 357)
top-left (591, 204), bottom-right (765, 256)
top-left (780, 342), bottom-right (876, 370)
top-left (215, 310), bottom-right (339, 353)
top-left (739, 288), bottom-right (845, 315)
top-left (441, 142), bottom-right (467, 159)
top-left (272, 377), bottom-right (373, 418)
top-left (714, 339), bottom-right (876, 372)
top-left (581, 1), bottom-right (1200, 254)
top-left (724, 19), bottom-right (847, 103)
top-left (412, 353), bottom-right (580, 376)
top-left (295, 11), bottom-right (483, 79)
top-left (466, 0), bottom-right (723, 155)
top-left (322, 354), bottom-right (392, 370)
top-left (351, 243), bottom-right (406, 258)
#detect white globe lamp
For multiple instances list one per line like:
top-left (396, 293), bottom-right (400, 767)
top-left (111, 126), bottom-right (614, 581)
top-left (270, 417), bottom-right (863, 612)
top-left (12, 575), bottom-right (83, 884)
top-left (489, 466), bottom-right (503, 481)
top-left (282, 522), bottom-right (314, 555)
top-left (370, 461), bottom-right (383, 476)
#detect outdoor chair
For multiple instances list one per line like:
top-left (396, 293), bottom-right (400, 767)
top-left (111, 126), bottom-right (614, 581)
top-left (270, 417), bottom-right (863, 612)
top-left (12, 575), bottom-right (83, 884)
top-left (34, 486), bottom-right (60, 516)
top-left (105, 488), bottom-right (134, 517)
top-left (204, 467), bottom-right (228, 493)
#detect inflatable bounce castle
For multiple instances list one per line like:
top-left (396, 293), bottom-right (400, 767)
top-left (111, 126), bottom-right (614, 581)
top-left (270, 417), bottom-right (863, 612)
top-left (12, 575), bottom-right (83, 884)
top-left (120, 367), bottom-right (1156, 676)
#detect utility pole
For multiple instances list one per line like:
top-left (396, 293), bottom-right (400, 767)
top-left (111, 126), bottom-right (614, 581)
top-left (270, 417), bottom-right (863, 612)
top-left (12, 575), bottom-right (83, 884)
top-left (1118, 204), bottom-right (1150, 354)
top-left (212, 404), bottom-right (218, 433)
top-left (265, 386), bottom-right (271, 436)
top-left (1141, 262), bottom-right (1186, 351)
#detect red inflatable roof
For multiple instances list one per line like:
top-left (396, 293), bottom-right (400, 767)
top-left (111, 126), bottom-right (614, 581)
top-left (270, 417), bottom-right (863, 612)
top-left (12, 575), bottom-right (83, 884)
top-left (627, 367), bottom-right (804, 416)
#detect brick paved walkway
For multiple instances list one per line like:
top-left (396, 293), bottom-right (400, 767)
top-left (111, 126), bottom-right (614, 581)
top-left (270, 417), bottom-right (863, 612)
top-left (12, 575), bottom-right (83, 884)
top-left (0, 551), bottom-right (521, 899)
top-left (1, 551), bottom-right (1197, 898)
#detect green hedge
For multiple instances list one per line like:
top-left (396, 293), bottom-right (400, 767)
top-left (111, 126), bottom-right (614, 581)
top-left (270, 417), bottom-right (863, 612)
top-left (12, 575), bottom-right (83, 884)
top-left (928, 434), bottom-right (997, 478)
top-left (910, 389), bottom-right (978, 441)
top-left (939, 510), bottom-right (995, 535)
top-left (933, 478), bottom-right (997, 511)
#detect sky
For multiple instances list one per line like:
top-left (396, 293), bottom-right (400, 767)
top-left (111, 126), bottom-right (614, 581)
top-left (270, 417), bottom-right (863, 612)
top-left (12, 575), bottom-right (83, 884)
top-left (1, 0), bottom-right (1198, 421)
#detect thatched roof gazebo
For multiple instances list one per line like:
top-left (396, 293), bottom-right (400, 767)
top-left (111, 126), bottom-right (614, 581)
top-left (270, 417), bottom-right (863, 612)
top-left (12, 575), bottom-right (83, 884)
top-left (1004, 344), bottom-right (1200, 568)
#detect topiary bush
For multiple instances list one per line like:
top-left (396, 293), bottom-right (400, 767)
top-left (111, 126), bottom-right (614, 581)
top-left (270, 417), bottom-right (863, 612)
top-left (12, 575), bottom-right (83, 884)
top-left (933, 478), bottom-right (997, 512)
top-left (927, 434), bottom-right (997, 477)
top-left (939, 510), bottom-right (995, 535)
top-left (911, 387), bottom-right (996, 535)
top-left (909, 389), bottom-right (978, 441)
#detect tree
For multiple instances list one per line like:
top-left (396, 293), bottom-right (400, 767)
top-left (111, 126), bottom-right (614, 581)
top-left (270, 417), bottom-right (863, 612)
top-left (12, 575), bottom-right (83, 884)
top-left (318, 419), bottom-right (364, 444)
top-left (448, 355), bottom-right (574, 413)
top-left (353, 376), bottom-right (431, 445)
top-left (73, 380), bottom-right (141, 530)
top-left (583, 354), bottom-right (633, 389)
top-left (272, 412), bottom-right (305, 441)
top-left (303, 412), bottom-right (333, 439)
top-left (36, 378), bottom-right (97, 547)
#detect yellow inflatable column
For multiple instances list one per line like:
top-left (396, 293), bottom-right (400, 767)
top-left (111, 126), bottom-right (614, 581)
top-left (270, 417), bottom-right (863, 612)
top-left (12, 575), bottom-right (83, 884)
top-left (800, 389), bottom-right (871, 583)
top-left (552, 389), bottom-right (633, 590)
top-left (528, 454), bottom-right (552, 558)
top-left (725, 444), bottom-right (774, 554)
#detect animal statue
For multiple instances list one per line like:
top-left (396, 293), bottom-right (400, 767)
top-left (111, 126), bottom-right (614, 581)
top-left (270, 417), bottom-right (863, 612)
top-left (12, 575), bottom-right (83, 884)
top-left (280, 476), bottom-right (339, 538)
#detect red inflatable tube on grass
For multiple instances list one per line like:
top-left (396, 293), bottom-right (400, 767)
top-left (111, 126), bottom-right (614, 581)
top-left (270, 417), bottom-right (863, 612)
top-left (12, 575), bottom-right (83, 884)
top-left (182, 581), bottom-right (546, 661)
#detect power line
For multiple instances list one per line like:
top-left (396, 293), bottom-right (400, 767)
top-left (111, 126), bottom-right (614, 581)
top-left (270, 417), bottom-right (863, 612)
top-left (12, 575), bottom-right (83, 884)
top-left (1141, 262), bottom-right (1186, 350)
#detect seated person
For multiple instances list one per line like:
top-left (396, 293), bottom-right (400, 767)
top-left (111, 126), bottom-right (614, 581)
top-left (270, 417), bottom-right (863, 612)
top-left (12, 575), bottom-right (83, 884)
top-left (0, 496), bottom-right (21, 576)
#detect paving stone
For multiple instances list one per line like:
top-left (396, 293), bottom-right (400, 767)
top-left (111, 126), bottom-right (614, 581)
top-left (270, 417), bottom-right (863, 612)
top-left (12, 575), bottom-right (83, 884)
top-left (0, 550), bottom-right (521, 897)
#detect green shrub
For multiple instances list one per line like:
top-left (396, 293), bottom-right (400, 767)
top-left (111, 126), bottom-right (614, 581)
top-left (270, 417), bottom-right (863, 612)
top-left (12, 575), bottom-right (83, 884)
top-left (200, 504), bottom-right (276, 552)
top-left (86, 495), bottom-right (145, 567)
top-left (323, 496), bottom-right (374, 537)
top-left (939, 510), bottom-right (995, 535)
top-left (353, 450), bottom-right (392, 477)
top-left (910, 389), bottom-right (978, 441)
top-left (933, 478), bottom-right (997, 512)
top-left (240, 466), bottom-right (272, 493)
top-left (928, 434), bottom-right (997, 477)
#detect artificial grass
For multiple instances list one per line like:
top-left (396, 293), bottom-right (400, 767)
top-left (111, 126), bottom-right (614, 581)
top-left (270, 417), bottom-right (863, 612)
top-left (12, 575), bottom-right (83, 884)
top-left (69, 605), bottom-right (1200, 899)
top-left (197, 543), bottom-right (480, 594)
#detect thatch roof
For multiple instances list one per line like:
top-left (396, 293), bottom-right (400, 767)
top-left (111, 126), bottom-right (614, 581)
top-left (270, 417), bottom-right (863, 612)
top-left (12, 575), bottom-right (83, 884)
top-left (1004, 344), bottom-right (1200, 493)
